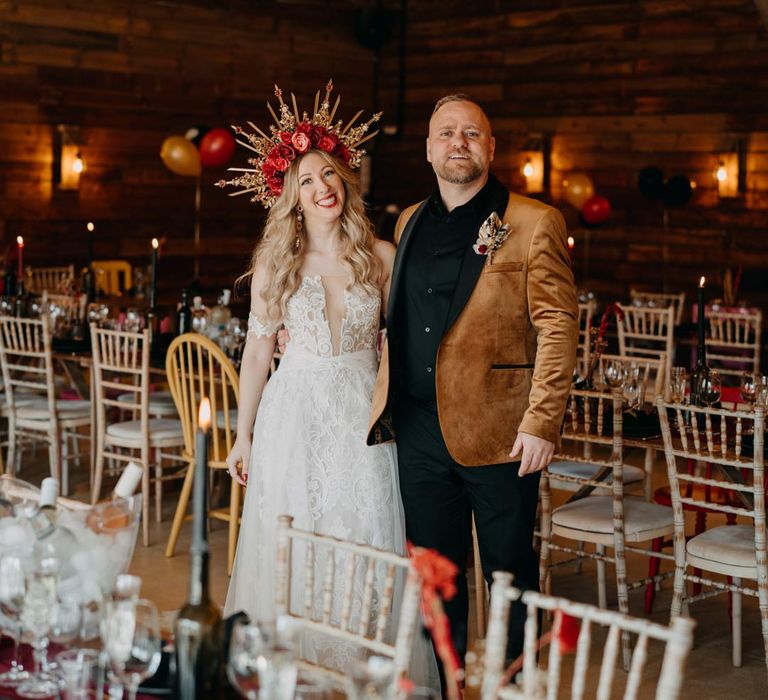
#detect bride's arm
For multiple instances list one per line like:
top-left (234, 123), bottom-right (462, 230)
top-left (226, 264), bottom-right (279, 486)
top-left (374, 239), bottom-right (397, 319)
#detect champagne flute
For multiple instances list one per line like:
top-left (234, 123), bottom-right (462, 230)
top-left (56, 648), bottom-right (100, 700)
top-left (755, 376), bottom-right (768, 410)
top-left (104, 598), bottom-right (162, 700)
top-left (0, 553), bottom-right (30, 687)
top-left (740, 372), bottom-right (758, 407)
top-left (602, 360), bottom-right (627, 389)
top-left (670, 367), bottom-right (688, 404)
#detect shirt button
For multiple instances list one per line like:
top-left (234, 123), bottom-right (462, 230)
top-left (425, 327), bottom-right (430, 333)
top-left (427, 288), bottom-right (433, 294)
top-left (426, 366), bottom-right (433, 373)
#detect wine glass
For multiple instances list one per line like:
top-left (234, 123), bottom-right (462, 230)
top-left (124, 309), bottom-right (142, 333)
top-left (0, 553), bottom-right (30, 687)
top-left (755, 376), bottom-right (768, 410)
top-left (104, 598), bottom-right (162, 700)
top-left (670, 367), bottom-right (688, 404)
top-left (602, 360), bottom-right (627, 389)
top-left (740, 372), bottom-right (758, 408)
top-left (56, 648), bottom-right (100, 700)
top-left (697, 370), bottom-right (722, 407)
top-left (623, 378), bottom-right (644, 410)
top-left (346, 656), bottom-right (396, 700)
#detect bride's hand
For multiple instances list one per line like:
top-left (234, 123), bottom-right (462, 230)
top-left (226, 437), bottom-right (251, 486)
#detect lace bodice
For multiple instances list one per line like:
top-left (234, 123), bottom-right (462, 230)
top-left (248, 275), bottom-right (380, 357)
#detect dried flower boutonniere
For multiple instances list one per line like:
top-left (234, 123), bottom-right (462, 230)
top-left (473, 212), bottom-right (511, 264)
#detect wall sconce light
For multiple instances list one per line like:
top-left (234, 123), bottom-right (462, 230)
top-left (53, 125), bottom-right (85, 191)
top-left (715, 137), bottom-right (747, 199)
top-left (520, 134), bottom-right (550, 195)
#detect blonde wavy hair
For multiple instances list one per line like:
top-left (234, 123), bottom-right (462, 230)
top-left (239, 149), bottom-right (381, 322)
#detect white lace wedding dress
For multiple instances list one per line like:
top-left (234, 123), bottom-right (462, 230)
top-left (224, 275), bottom-right (428, 676)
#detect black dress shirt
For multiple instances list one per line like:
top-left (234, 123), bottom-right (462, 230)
top-left (397, 174), bottom-right (509, 402)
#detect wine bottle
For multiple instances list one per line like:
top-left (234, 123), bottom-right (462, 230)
top-left (14, 278), bottom-right (25, 317)
top-left (85, 462), bottom-right (143, 532)
top-left (174, 428), bottom-right (223, 698)
top-left (690, 277), bottom-right (709, 407)
top-left (39, 477), bottom-right (59, 522)
top-left (177, 288), bottom-right (193, 336)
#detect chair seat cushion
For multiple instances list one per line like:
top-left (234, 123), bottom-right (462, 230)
top-left (552, 496), bottom-right (673, 543)
top-left (107, 418), bottom-right (184, 441)
top-left (117, 391), bottom-right (176, 415)
top-left (16, 399), bottom-right (91, 420)
top-left (686, 524), bottom-right (759, 578)
top-left (548, 461), bottom-right (644, 491)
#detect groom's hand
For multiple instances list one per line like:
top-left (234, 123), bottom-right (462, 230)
top-left (510, 432), bottom-right (555, 476)
top-left (276, 327), bottom-right (290, 353)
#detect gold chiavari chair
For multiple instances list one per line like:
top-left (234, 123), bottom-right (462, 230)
top-left (706, 308), bottom-right (762, 382)
top-left (275, 514), bottom-right (422, 690)
top-left (164, 333), bottom-right (241, 574)
top-left (482, 572), bottom-right (695, 700)
top-left (629, 289), bottom-right (687, 326)
top-left (657, 398), bottom-right (768, 672)
top-left (25, 265), bottom-right (75, 294)
top-left (617, 305), bottom-right (675, 390)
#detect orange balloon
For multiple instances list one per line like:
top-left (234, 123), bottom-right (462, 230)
top-left (562, 173), bottom-right (595, 209)
top-left (160, 136), bottom-right (201, 177)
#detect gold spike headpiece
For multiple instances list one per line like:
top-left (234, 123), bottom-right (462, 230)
top-left (216, 80), bottom-right (381, 208)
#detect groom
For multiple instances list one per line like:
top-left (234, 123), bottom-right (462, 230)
top-left (367, 95), bottom-right (578, 666)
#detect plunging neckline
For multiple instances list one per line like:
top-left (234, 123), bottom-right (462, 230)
top-left (301, 274), bottom-right (350, 357)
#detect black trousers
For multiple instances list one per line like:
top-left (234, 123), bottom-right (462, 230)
top-left (393, 396), bottom-right (541, 667)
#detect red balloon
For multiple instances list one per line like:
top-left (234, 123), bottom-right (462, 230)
top-left (199, 128), bottom-right (236, 168)
top-left (581, 195), bottom-right (611, 225)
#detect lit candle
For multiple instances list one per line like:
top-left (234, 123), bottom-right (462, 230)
top-left (16, 236), bottom-right (23, 280)
top-left (193, 398), bottom-right (211, 551)
top-left (697, 276), bottom-right (706, 366)
top-left (86, 222), bottom-right (95, 264)
top-left (150, 238), bottom-right (159, 309)
top-left (567, 236), bottom-right (575, 251)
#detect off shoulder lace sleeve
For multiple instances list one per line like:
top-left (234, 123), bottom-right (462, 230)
top-left (247, 311), bottom-right (280, 339)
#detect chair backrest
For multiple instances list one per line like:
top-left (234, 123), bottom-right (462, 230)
top-left (482, 572), bottom-right (695, 700)
top-left (0, 316), bottom-right (56, 417)
top-left (577, 300), bottom-right (596, 378)
top-left (629, 289), bottom-right (686, 326)
top-left (165, 333), bottom-right (240, 469)
top-left (275, 514), bottom-right (422, 688)
top-left (92, 260), bottom-right (132, 296)
top-left (657, 398), bottom-right (765, 537)
top-left (617, 305), bottom-right (675, 386)
top-left (705, 308), bottom-right (762, 380)
top-left (597, 353), bottom-right (667, 405)
top-left (90, 324), bottom-right (150, 453)
top-left (26, 265), bottom-right (75, 294)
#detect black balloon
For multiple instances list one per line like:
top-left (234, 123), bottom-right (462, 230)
top-left (184, 125), bottom-right (210, 148)
top-left (638, 166), bottom-right (665, 199)
top-left (663, 174), bottom-right (693, 207)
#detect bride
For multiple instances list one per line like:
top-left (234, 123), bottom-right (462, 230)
top-left (221, 85), bottom-right (425, 675)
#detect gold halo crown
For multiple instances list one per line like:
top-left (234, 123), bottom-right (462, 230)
top-left (216, 80), bottom-right (381, 209)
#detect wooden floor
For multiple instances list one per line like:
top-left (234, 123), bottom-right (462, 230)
top-left (10, 447), bottom-right (768, 699)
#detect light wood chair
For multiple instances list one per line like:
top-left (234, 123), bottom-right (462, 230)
top-left (539, 388), bottom-right (675, 669)
top-left (90, 324), bottom-right (185, 546)
top-left (92, 260), bottom-right (132, 296)
top-left (617, 305), bottom-right (675, 390)
top-left (275, 514), bottom-right (422, 689)
top-left (657, 398), bottom-right (768, 672)
top-left (164, 333), bottom-right (241, 574)
top-left (576, 300), bottom-right (596, 379)
top-left (0, 316), bottom-right (90, 494)
top-left (26, 265), bottom-right (75, 294)
top-left (705, 308), bottom-right (762, 382)
top-left (482, 572), bottom-right (695, 700)
top-left (629, 289), bottom-right (686, 326)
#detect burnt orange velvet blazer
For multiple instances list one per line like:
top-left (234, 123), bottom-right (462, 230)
top-left (367, 191), bottom-right (579, 467)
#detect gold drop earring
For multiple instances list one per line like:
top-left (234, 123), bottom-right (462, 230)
top-left (295, 206), bottom-right (303, 249)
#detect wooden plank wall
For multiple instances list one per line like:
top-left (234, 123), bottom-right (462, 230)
top-left (0, 0), bottom-right (377, 309)
top-left (2, 0), bottom-right (768, 315)
top-left (374, 0), bottom-right (768, 311)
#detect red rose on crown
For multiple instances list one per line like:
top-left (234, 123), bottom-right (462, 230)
top-left (275, 143), bottom-right (295, 159)
top-left (318, 133), bottom-right (339, 153)
top-left (333, 143), bottom-right (351, 162)
top-left (308, 126), bottom-right (324, 147)
top-left (262, 160), bottom-right (278, 178)
top-left (265, 156), bottom-right (290, 172)
top-left (267, 172), bottom-right (284, 194)
top-left (291, 131), bottom-right (311, 153)
top-left (295, 121), bottom-right (312, 135)
top-left (278, 131), bottom-right (293, 145)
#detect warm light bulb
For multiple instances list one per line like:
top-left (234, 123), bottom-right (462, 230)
top-left (716, 164), bottom-right (727, 182)
top-left (72, 154), bottom-right (84, 174)
top-left (198, 397), bottom-right (211, 431)
top-left (567, 236), bottom-right (575, 250)
top-left (16, 236), bottom-right (23, 247)
top-left (86, 222), bottom-right (95, 232)
top-left (151, 238), bottom-right (159, 249)
top-left (522, 160), bottom-right (534, 178)
top-left (699, 276), bottom-right (706, 288)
